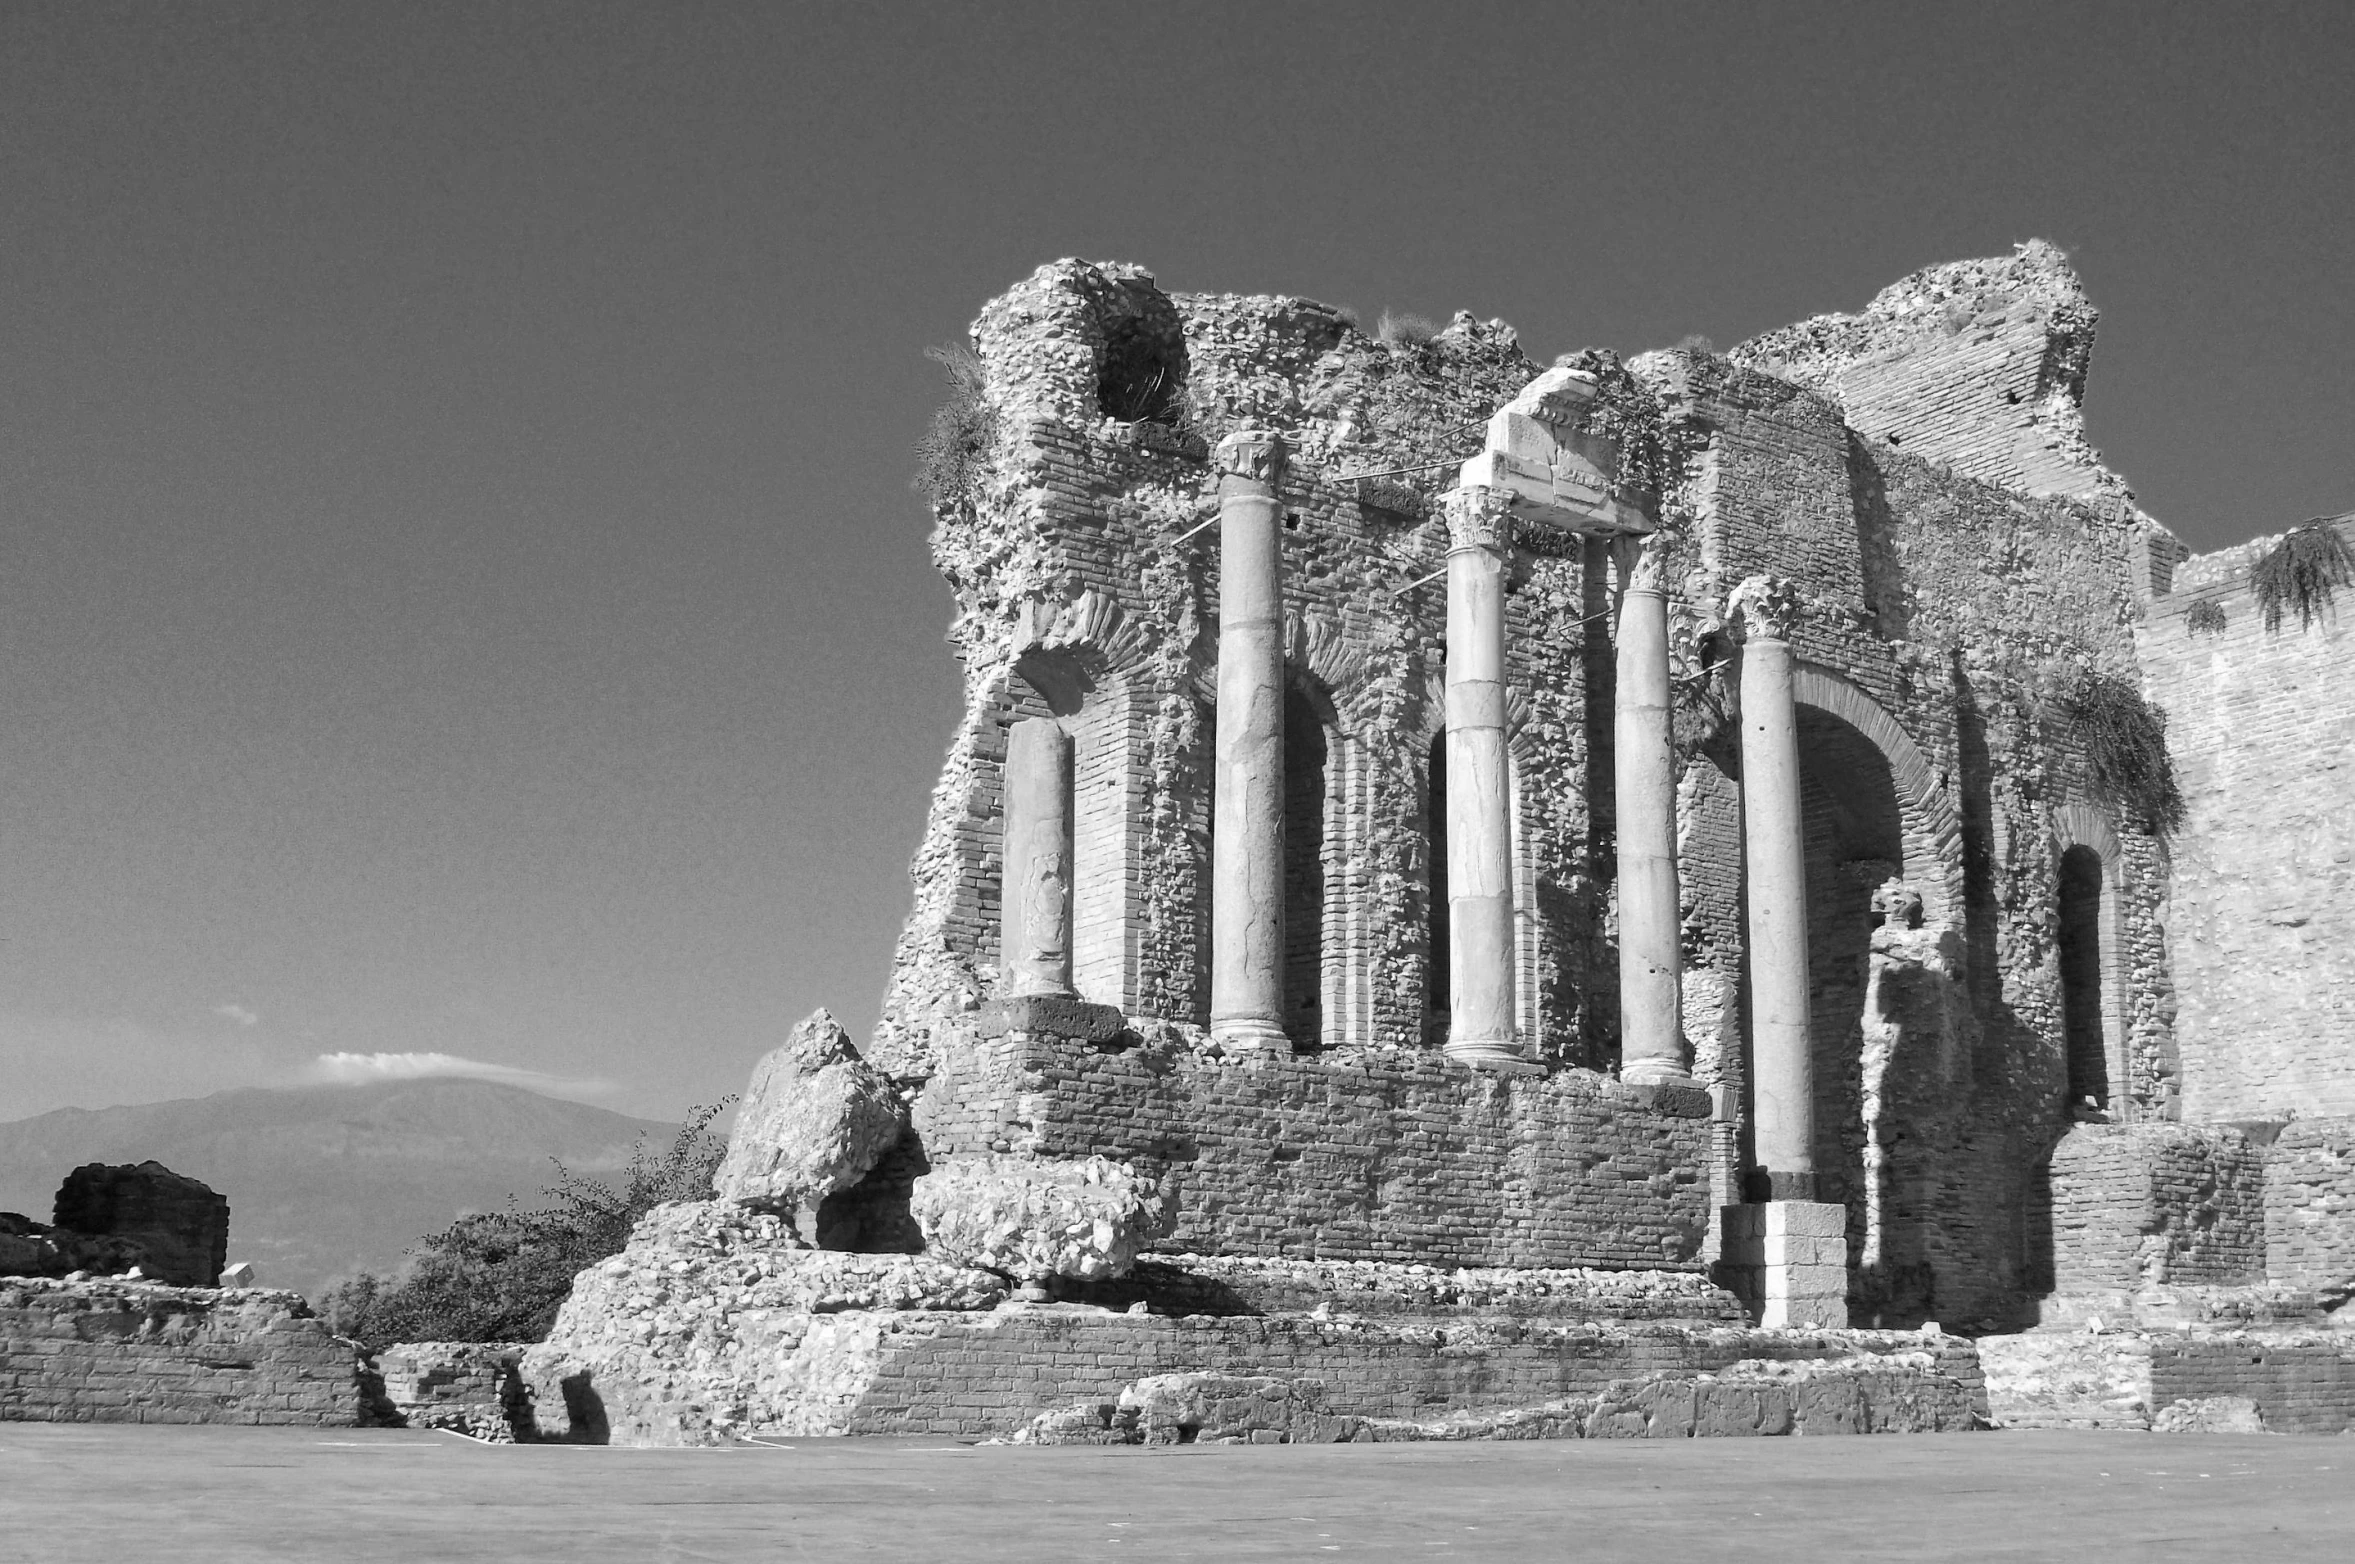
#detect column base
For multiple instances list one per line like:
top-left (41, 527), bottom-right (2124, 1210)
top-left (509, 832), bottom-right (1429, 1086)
top-left (977, 994), bottom-right (1126, 1044)
top-left (1442, 1039), bottom-right (1543, 1075)
top-left (1210, 1018), bottom-right (1293, 1052)
top-left (1719, 1201), bottom-right (1848, 1329)
top-left (1619, 1058), bottom-right (1694, 1088)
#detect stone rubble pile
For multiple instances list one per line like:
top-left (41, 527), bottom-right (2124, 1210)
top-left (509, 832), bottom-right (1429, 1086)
top-left (910, 1153), bottom-right (1169, 1285)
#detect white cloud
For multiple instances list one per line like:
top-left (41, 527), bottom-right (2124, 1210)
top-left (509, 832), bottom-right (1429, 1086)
top-left (213, 1003), bottom-right (260, 1028)
top-left (307, 1051), bottom-right (611, 1099)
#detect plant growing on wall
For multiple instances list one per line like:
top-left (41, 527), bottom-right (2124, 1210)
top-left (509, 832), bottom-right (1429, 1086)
top-left (2056, 670), bottom-right (2185, 834)
top-left (2250, 516), bottom-right (2355, 633)
top-left (912, 345), bottom-right (997, 513)
top-left (2184, 599), bottom-right (2228, 637)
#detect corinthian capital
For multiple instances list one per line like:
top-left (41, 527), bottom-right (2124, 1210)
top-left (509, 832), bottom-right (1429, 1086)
top-left (1724, 573), bottom-right (1805, 642)
top-left (1442, 485), bottom-right (1515, 553)
top-left (1211, 429), bottom-right (1287, 489)
top-left (1612, 532), bottom-right (1674, 595)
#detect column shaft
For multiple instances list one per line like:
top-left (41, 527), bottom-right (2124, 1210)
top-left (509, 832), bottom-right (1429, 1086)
top-left (1210, 433), bottom-right (1289, 1050)
top-left (1739, 631), bottom-right (1814, 1191)
top-left (1001, 718), bottom-right (1075, 998)
top-left (1614, 566), bottom-right (1688, 1084)
top-left (1443, 494), bottom-right (1521, 1066)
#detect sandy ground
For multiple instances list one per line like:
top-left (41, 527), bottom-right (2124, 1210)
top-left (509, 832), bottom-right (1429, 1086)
top-left (0, 1424), bottom-right (2346, 1562)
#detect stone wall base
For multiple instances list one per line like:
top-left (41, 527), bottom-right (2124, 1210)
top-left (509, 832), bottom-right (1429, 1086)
top-left (0, 1277), bottom-right (361, 1426)
top-left (1979, 1328), bottom-right (2355, 1433)
top-left (521, 1305), bottom-right (1983, 1446)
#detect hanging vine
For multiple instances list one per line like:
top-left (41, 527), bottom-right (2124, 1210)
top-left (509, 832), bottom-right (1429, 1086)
top-left (2054, 669), bottom-right (2185, 834)
top-left (2250, 515), bottom-right (2355, 633)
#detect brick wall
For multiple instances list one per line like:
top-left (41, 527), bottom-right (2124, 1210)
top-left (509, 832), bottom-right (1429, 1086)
top-left (1981, 1329), bottom-right (2355, 1433)
top-left (2265, 1116), bottom-right (2355, 1306)
top-left (2138, 518), bottom-right (2355, 1120)
top-left (0, 1278), bottom-right (360, 1425)
top-left (2041, 1123), bottom-right (2265, 1293)
top-left (915, 1031), bottom-right (1712, 1270)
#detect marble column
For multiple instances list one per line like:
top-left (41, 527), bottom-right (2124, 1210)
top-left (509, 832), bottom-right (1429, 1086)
top-left (1730, 573), bottom-right (1813, 1194)
top-left (1613, 535), bottom-right (1689, 1086)
top-left (1000, 717), bottom-right (1075, 999)
top-left (1722, 573), bottom-right (1844, 1327)
top-left (1209, 430), bottom-right (1291, 1051)
top-left (1441, 487), bottom-right (1524, 1068)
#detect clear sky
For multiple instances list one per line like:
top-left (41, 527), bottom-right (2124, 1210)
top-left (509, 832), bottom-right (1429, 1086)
top-left (4, 1), bottom-right (2348, 1122)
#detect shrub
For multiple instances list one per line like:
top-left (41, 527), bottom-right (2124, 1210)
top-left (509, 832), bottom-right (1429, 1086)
top-left (2184, 599), bottom-right (2227, 637)
top-left (911, 345), bottom-right (996, 512)
top-left (320, 1101), bottom-right (732, 1353)
top-left (1375, 310), bottom-right (1440, 349)
top-left (2056, 670), bottom-right (2184, 834)
top-left (2250, 516), bottom-right (2355, 633)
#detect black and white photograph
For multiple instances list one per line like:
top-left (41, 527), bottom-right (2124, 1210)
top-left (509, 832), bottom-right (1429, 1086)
top-left (2, 3), bottom-right (2350, 1557)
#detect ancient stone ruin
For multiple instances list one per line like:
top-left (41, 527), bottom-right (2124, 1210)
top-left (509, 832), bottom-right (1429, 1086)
top-left (510, 241), bottom-right (2355, 1443)
top-left (6, 241), bottom-right (2350, 1441)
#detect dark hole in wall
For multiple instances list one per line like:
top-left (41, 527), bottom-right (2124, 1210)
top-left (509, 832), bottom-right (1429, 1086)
top-left (2057, 844), bottom-right (2109, 1108)
top-left (1284, 686), bottom-right (1328, 1046)
top-left (1097, 313), bottom-right (1184, 424)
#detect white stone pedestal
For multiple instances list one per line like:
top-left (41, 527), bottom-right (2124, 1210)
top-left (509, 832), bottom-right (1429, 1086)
top-left (1721, 1201), bottom-right (1848, 1328)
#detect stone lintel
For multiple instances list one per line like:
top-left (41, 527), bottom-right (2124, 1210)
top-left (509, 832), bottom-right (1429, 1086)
top-left (975, 994), bottom-right (1126, 1044)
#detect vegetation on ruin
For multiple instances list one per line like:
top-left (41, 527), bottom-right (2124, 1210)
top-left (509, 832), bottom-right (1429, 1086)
top-left (2184, 598), bottom-right (2228, 637)
top-left (1375, 309), bottom-right (1441, 349)
top-left (2055, 669), bottom-right (2185, 834)
top-left (320, 1101), bottom-right (731, 1352)
top-left (2250, 516), bottom-right (2355, 633)
top-left (1096, 325), bottom-right (1184, 425)
top-left (1553, 347), bottom-right (1702, 507)
top-left (911, 344), bottom-right (997, 513)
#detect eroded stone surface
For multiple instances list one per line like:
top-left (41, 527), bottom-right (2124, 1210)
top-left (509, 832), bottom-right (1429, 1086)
top-left (910, 1154), bottom-right (1169, 1282)
top-left (712, 1009), bottom-right (908, 1218)
top-left (373, 1342), bottom-right (531, 1442)
top-left (0, 1277), bottom-right (360, 1425)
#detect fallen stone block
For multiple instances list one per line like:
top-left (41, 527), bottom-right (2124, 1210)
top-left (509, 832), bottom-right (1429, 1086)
top-left (713, 1009), bottom-right (909, 1225)
top-left (51, 1161), bottom-right (229, 1289)
top-left (911, 1154), bottom-right (1169, 1286)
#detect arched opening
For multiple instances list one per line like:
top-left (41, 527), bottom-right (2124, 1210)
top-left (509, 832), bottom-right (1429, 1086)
top-left (1424, 728), bottom-right (1450, 1046)
top-left (1283, 686), bottom-right (1329, 1044)
top-left (1796, 706), bottom-right (1905, 1230)
top-left (2057, 844), bottom-right (2109, 1109)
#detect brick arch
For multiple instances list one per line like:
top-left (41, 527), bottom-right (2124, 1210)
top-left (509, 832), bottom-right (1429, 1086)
top-left (1792, 662), bottom-right (1963, 925)
top-left (998, 602), bottom-right (1148, 1014)
top-left (2050, 801), bottom-right (2131, 1118)
top-left (2049, 801), bottom-right (2122, 869)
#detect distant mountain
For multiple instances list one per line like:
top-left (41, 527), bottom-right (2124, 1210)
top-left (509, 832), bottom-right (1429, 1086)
top-left (0, 1079), bottom-right (675, 1301)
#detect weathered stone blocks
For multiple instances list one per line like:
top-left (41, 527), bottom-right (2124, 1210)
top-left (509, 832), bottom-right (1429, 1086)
top-left (1720, 1201), bottom-right (1849, 1327)
top-left (49, 1161), bottom-right (229, 1288)
top-left (0, 1277), bottom-right (360, 1425)
top-left (371, 1342), bottom-right (530, 1441)
top-left (1979, 1328), bottom-right (2355, 1433)
top-left (713, 1009), bottom-right (908, 1221)
top-left (2264, 1116), bottom-right (2355, 1312)
top-left (909, 1153), bottom-right (1169, 1284)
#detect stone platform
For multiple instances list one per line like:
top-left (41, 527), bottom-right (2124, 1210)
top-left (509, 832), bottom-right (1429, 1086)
top-left (516, 1202), bottom-right (1983, 1445)
top-left (1979, 1326), bottom-right (2355, 1433)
